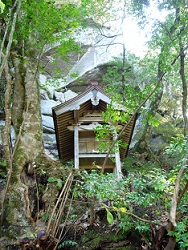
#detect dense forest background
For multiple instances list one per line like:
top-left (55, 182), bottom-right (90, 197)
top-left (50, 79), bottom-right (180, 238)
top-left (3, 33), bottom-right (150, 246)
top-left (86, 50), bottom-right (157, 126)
top-left (0, 0), bottom-right (187, 249)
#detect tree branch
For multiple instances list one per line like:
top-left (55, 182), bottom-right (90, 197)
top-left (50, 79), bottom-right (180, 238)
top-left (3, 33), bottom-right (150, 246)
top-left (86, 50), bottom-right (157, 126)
top-left (177, 181), bottom-right (188, 205)
top-left (0, 0), bottom-right (22, 77)
top-left (169, 165), bottom-right (186, 227)
top-left (102, 44), bottom-right (188, 172)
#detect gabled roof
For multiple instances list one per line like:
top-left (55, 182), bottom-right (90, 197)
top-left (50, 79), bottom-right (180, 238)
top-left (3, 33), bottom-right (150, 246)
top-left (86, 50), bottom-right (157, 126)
top-left (53, 83), bottom-right (110, 115)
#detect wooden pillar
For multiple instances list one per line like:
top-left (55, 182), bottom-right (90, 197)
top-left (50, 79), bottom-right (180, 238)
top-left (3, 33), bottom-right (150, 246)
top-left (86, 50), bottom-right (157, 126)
top-left (114, 149), bottom-right (122, 179)
top-left (113, 131), bottom-right (122, 179)
top-left (74, 125), bottom-right (79, 169)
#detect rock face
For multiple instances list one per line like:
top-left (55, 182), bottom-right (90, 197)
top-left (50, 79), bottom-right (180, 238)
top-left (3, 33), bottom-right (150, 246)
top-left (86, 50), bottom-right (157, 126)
top-left (38, 26), bottom-right (124, 159)
top-left (39, 86), bottom-right (78, 159)
top-left (41, 27), bottom-right (123, 87)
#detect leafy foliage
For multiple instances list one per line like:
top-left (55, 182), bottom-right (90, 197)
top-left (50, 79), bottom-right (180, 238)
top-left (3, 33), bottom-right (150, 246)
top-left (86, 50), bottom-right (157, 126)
top-left (73, 146), bottom-right (187, 246)
top-left (0, 159), bottom-right (6, 183)
top-left (165, 135), bottom-right (188, 160)
top-left (95, 54), bottom-right (158, 152)
top-left (0, 0), bottom-right (5, 13)
top-left (21, 1), bottom-right (81, 41)
top-left (74, 170), bottom-right (126, 201)
top-left (169, 219), bottom-right (188, 248)
top-left (47, 176), bottom-right (63, 189)
top-left (164, 135), bottom-right (188, 248)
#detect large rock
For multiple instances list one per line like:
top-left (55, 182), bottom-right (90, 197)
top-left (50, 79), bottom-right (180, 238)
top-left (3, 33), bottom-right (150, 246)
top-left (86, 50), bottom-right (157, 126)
top-left (41, 27), bottom-right (123, 89)
top-left (66, 35), bottom-right (122, 85)
top-left (0, 121), bottom-right (16, 146)
top-left (40, 88), bottom-right (50, 100)
top-left (130, 115), bottom-right (144, 149)
top-left (43, 133), bottom-right (56, 143)
top-left (54, 90), bottom-right (78, 102)
top-left (41, 100), bottom-right (60, 116)
top-left (42, 115), bottom-right (55, 133)
top-left (149, 135), bottom-right (165, 154)
top-left (43, 133), bottom-right (58, 160)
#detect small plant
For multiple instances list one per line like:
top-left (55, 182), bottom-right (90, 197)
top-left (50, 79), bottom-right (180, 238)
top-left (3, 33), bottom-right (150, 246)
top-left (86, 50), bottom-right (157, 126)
top-left (165, 135), bottom-right (188, 163)
top-left (47, 177), bottom-right (63, 189)
top-left (169, 218), bottom-right (188, 248)
top-left (0, 159), bottom-right (7, 183)
top-left (164, 135), bottom-right (188, 248)
top-left (61, 159), bottom-right (74, 168)
top-left (58, 240), bottom-right (77, 249)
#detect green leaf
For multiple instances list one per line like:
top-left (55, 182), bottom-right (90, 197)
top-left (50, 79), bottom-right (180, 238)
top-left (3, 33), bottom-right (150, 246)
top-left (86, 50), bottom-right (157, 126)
top-left (56, 179), bottom-right (63, 189)
top-left (0, 160), bottom-right (6, 167)
top-left (0, 0), bottom-right (5, 13)
top-left (113, 206), bottom-right (127, 213)
top-left (119, 207), bottom-right (127, 213)
top-left (106, 208), bottom-right (114, 224)
top-left (47, 177), bottom-right (56, 183)
top-left (47, 177), bottom-right (62, 189)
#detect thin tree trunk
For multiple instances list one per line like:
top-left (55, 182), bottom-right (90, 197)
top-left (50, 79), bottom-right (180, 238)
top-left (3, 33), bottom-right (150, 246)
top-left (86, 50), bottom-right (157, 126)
top-left (0, 1), bottom-right (22, 224)
top-left (179, 47), bottom-right (187, 136)
top-left (0, 0), bottom-right (22, 77)
top-left (164, 164), bottom-right (186, 250)
top-left (133, 59), bottom-right (164, 154)
top-left (121, 44), bottom-right (126, 101)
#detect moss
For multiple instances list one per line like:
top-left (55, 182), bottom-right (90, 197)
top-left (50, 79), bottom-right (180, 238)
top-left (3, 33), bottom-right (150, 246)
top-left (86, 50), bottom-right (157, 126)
top-left (81, 229), bottom-right (129, 248)
top-left (34, 132), bottom-right (42, 141)
top-left (154, 121), bottom-right (183, 143)
top-left (113, 248), bottom-right (131, 250)
top-left (82, 233), bottom-right (101, 247)
top-left (122, 156), bottom-right (161, 174)
top-left (122, 157), bottom-right (137, 171)
top-left (0, 224), bottom-right (28, 240)
top-left (6, 185), bottom-right (27, 225)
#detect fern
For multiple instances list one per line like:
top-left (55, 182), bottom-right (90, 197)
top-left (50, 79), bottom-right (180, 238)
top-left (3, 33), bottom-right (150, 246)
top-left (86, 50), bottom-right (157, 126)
top-left (58, 240), bottom-right (77, 249)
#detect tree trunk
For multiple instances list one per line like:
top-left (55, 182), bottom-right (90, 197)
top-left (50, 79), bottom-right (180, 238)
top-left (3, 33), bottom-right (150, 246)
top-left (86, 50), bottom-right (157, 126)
top-left (135, 87), bottom-right (163, 152)
top-left (133, 60), bottom-right (164, 154)
top-left (5, 55), bottom-right (44, 228)
top-left (11, 52), bottom-right (25, 134)
top-left (179, 47), bottom-right (188, 136)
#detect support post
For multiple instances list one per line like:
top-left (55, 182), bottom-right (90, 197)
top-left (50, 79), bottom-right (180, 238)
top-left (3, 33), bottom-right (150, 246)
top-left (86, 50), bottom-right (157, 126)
top-left (114, 149), bottom-right (122, 179)
top-left (113, 131), bottom-right (122, 179)
top-left (74, 124), bottom-right (79, 169)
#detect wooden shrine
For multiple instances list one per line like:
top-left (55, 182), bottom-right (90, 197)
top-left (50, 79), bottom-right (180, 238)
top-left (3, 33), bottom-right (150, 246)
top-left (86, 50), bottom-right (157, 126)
top-left (52, 82), bottom-right (137, 176)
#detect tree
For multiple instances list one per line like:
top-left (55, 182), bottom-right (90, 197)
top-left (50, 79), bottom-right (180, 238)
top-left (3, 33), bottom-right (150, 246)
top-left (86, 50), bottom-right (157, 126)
top-left (77, 0), bottom-right (187, 204)
top-left (120, 0), bottom-right (188, 153)
top-left (0, 0), bottom-right (83, 232)
top-left (149, 0), bottom-right (188, 136)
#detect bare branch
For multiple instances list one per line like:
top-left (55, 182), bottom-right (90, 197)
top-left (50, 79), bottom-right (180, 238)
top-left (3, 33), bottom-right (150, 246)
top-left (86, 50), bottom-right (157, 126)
top-left (177, 181), bottom-right (188, 204)
top-left (170, 164), bottom-right (186, 227)
top-left (0, 0), bottom-right (20, 62)
top-left (0, 0), bottom-right (22, 77)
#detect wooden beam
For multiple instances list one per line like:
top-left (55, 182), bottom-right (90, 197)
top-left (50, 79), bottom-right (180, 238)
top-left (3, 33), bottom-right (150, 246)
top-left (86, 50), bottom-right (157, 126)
top-left (79, 153), bottom-right (115, 158)
top-left (67, 123), bottom-right (102, 131)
